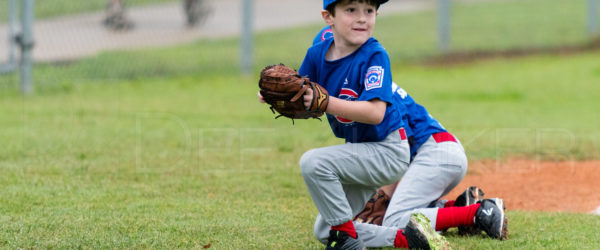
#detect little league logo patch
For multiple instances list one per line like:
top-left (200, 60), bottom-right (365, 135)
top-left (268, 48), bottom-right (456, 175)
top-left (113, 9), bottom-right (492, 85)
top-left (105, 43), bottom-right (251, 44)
top-left (365, 66), bottom-right (384, 91)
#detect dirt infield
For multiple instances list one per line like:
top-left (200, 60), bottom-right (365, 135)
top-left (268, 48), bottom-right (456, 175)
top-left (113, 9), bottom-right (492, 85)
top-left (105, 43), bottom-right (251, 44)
top-left (443, 158), bottom-right (600, 214)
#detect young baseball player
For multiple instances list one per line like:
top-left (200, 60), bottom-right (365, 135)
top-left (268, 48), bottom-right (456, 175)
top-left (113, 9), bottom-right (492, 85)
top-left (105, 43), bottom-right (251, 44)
top-left (309, 23), bottom-right (509, 249)
top-left (293, 0), bottom-right (457, 249)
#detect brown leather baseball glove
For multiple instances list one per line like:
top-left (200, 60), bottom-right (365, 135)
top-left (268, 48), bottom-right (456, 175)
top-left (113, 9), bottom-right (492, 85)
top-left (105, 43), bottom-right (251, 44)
top-left (353, 189), bottom-right (390, 226)
top-left (258, 64), bottom-right (329, 121)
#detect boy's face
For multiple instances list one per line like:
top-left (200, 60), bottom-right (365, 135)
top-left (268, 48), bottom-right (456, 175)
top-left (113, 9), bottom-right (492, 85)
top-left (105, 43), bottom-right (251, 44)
top-left (323, 0), bottom-right (378, 48)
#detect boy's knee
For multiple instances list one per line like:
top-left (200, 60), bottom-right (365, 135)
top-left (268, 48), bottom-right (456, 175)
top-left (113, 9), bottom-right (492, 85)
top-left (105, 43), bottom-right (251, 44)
top-left (299, 149), bottom-right (328, 178)
top-left (300, 149), bottom-right (317, 176)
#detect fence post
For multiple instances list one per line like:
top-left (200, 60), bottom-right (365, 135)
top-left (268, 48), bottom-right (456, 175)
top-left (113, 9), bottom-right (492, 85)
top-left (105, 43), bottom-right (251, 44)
top-left (589, 0), bottom-right (599, 36)
top-left (438, 0), bottom-right (451, 52)
top-left (241, 0), bottom-right (253, 75)
top-left (9, 0), bottom-right (17, 66)
top-left (19, 0), bottom-right (35, 94)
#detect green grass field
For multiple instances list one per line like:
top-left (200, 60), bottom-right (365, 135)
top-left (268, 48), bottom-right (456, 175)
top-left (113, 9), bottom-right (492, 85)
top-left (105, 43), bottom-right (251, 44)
top-left (1, 0), bottom-right (600, 248)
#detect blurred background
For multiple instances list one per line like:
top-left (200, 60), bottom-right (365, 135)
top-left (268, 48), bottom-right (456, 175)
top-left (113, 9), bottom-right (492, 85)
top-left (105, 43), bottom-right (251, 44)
top-left (1, 0), bottom-right (598, 93)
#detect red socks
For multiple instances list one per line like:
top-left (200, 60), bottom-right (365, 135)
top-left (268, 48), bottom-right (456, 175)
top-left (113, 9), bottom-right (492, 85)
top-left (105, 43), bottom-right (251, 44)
top-left (331, 220), bottom-right (357, 239)
top-left (435, 203), bottom-right (480, 231)
top-left (394, 229), bottom-right (409, 248)
top-left (444, 200), bottom-right (456, 207)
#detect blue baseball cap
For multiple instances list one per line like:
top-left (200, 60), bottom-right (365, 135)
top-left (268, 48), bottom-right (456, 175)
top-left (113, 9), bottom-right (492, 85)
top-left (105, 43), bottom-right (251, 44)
top-left (323, 0), bottom-right (389, 10)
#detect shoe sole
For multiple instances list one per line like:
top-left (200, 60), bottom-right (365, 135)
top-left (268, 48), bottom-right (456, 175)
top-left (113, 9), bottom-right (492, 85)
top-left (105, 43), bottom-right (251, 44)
top-left (409, 213), bottom-right (450, 250)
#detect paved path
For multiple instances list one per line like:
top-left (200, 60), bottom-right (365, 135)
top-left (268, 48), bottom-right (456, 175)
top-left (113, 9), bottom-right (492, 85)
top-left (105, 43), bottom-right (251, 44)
top-left (0, 0), bottom-right (437, 63)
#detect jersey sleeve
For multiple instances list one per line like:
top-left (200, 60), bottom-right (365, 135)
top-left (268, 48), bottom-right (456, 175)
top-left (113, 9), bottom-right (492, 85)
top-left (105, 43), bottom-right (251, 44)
top-left (312, 26), bottom-right (333, 46)
top-left (357, 51), bottom-right (394, 104)
top-left (298, 48), bottom-right (316, 80)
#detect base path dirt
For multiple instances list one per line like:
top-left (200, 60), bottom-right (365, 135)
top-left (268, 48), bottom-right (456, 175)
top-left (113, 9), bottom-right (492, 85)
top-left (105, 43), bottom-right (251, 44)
top-left (443, 159), bottom-right (600, 214)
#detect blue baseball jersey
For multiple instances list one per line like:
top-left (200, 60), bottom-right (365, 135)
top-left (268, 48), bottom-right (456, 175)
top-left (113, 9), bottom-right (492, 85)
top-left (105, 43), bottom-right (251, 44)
top-left (392, 83), bottom-right (447, 156)
top-left (311, 27), bottom-right (447, 154)
top-left (299, 37), bottom-right (405, 143)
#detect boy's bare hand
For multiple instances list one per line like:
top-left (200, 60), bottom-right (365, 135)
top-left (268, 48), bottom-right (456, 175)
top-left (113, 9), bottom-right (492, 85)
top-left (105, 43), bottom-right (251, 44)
top-left (257, 91), bottom-right (266, 103)
top-left (303, 87), bottom-right (313, 110)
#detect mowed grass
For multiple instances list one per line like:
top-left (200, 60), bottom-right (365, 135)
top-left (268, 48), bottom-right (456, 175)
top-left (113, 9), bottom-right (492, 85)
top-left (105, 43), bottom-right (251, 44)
top-left (1, 0), bottom-right (600, 248)
top-left (3, 44), bottom-right (599, 161)
top-left (395, 53), bottom-right (600, 161)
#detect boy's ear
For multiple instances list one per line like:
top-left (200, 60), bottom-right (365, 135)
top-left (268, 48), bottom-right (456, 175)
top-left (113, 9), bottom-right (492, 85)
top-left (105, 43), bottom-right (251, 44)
top-left (321, 10), bottom-right (334, 26)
